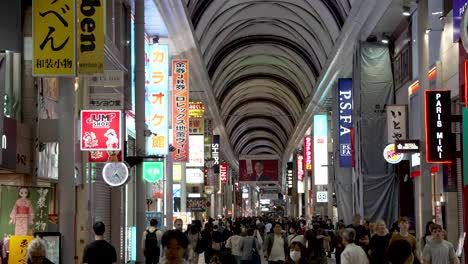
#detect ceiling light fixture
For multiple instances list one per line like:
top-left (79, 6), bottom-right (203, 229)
top-left (381, 37), bottom-right (389, 44)
top-left (402, 6), bottom-right (411, 16)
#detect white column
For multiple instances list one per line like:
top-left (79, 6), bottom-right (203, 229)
top-left (416, 0), bottom-right (432, 239)
top-left (135, 0), bottom-right (147, 262)
top-left (58, 78), bottom-right (76, 262)
top-left (181, 162), bottom-right (187, 212)
top-left (304, 170), bottom-right (309, 218)
top-left (165, 155), bottom-right (174, 229)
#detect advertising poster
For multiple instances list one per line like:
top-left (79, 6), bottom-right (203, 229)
top-left (33, 0), bottom-right (76, 76)
top-left (0, 186), bottom-right (51, 236)
top-left (81, 110), bottom-right (122, 151)
top-left (145, 212), bottom-right (163, 229)
top-left (172, 60), bottom-right (189, 162)
top-left (238, 160), bottom-right (279, 182)
top-left (187, 198), bottom-right (207, 212)
top-left (9, 235), bottom-right (34, 264)
top-left (187, 135), bottom-right (204, 167)
top-left (313, 114), bottom-right (328, 185)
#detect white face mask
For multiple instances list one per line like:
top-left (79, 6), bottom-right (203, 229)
top-left (290, 251), bottom-right (301, 262)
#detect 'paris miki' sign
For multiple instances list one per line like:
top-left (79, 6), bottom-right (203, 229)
top-left (425, 90), bottom-right (452, 163)
top-left (338, 79), bottom-right (353, 167)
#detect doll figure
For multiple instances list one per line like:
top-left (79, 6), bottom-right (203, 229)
top-left (9, 187), bottom-right (34, 235)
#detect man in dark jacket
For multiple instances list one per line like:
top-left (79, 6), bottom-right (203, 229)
top-left (263, 222), bottom-right (288, 264)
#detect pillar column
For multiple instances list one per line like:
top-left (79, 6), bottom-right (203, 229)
top-left (165, 154), bottom-right (174, 229)
top-left (58, 78), bottom-right (76, 262)
top-left (181, 162), bottom-right (187, 212)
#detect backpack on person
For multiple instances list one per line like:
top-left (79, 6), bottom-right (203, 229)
top-left (144, 229), bottom-right (160, 259)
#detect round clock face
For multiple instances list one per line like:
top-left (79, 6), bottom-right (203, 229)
top-left (102, 162), bottom-right (129, 187)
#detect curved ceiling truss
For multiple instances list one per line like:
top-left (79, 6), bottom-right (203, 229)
top-left (184, 0), bottom-right (353, 156)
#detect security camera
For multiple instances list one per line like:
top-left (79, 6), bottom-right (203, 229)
top-left (153, 36), bottom-right (159, 44)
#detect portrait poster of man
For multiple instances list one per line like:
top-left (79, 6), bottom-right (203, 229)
top-left (239, 159), bottom-right (279, 182)
top-left (0, 185), bottom-right (51, 236)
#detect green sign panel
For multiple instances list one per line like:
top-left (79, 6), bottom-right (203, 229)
top-left (143, 161), bottom-right (164, 183)
top-left (464, 108), bottom-right (468, 186)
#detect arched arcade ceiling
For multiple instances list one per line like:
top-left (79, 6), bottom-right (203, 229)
top-left (155, 0), bottom-right (393, 170)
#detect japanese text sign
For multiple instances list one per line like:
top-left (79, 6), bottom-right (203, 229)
top-left (78, 0), bottom-right (104, 74)
top-left (9, 236), bottom-right (34, 264)
top-left (172, 60), bottom-right (189, 162)
top-left (220, 162), bottom-right (228, 183)
top-left (143, 161), bottom-right (164, 183)
top-left (81, 110), bottom-right (122, 151)
top-left (425, 91), bottom-right (452, 163)
top-left (304, 136), bottom-right (312, 171)
top-left (189, 102), bottom-right (204, 117)
top-left (146, 44), bottom-right (169, 155)
top-left (297, 154), bottom-right (304, 181)
top-left (386, 105), bottom-right (407, 143)
top-left (338, 79), bottom-right (353, 167)
top-left (33, 0), bottom-right (76, 76)
top-left (189, 116), bottom-right (204, 135)
top-left (187, 198), bottom-right (207, 212)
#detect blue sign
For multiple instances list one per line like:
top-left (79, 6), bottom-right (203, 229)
top-left (145, 211), bottom-right (163, 229)
top-left (338, 79), bottom-right (353, 167)
top-left (454, 0), bottom-right (468, 41)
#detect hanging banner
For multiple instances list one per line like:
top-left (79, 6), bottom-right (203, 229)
top-left (387, 105), bottom-right (407, 143)
top-left (443, 162), bottom-right (457, 192)
top-left (297, 154), bottom-right (304, 193)
top-left (33, 0), bottom-right (76, 76)
top-left (0, 186), bottom-right (51, 236)
top-left (287, 162), bottom-right (293, 196)
top-left (78, 0), bottom-right (104, 74)
top-left (212, 135), bottom-right (220, 173)
top-left (220, 162), bottom-right (228, 183)
top-left (313, 114), bottom-right (328, 185)
top-left (146, 44), bottom-right (169, 155)
top-left (81, 110), bottom-right (122, 151)
top-left (337, 78), bottom-right (353, 167)
top-left (172, 60), bottom-right (189, 162)
top-left (425, 90), bottom-right (452, 163)
top-left (9, 235), bottom-right (34, 264)
top-left (187, 135), bottom-right (204, 167)
top-left (304, 137), bottom-right (312, 171)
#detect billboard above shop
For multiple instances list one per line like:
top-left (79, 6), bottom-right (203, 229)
top-left (81, 110), bottom-right (122, 151)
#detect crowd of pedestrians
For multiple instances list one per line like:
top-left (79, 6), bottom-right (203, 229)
top-left (22, 214), bottom-right (461, 264)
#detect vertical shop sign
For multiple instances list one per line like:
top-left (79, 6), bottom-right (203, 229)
top-left (443, 163), bottom-right (457, 192)
top-left (313, 114), bottom-right (328, 185)
top-left (287, 162), bottom-right (293, 195)
top-left (463, 108), bottom-right (468, 185)
top-left (189, 102), bottom-right (204, 135)
top-left (304, 137), bottom-right (312, 171)
top-left (146, 44), bottom-right (169, 155)
top-left (212, 135), bottom-right (220, 173)
top-left (9, 236), bottom-right (34, 264)
top-left (172, 60), bottom-right (189, 162)
top-left (453, 0), bottom-right (468, 42)
top-left (425, 91), bottom-right (452, 163)
top-left (33, 0), bottom-right (76, 76)
top-left (297, 154), bottom-right (304, 194)
top-left (220, 162), bottom-right (228, 183)
top-left (143, 161), bottom-right (164, 183)
top-left (187, 135), bottom-right (204, 167)
top-left (338, 78), bottom-right (353, 167)
top-left (81, 110), bottom-right (122, 151)
top-left (387, 105), bottom-right (407, 143)
top-left (78, 0), bottom-right (104, 73)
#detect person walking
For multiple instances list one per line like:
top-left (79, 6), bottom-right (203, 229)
top-left (340, 228), bottom-right (369, 264)
top-left (142, 219), bottom-right (163, 264)
top-left (388, 217), bottom-right (421, 264)
top-left (368, 220), bottom-right (391, 264)
top-left (240, 228), bottom-right (261, 264)
top-left (83, 221), bottom-right (117, 264)
top-left (422, 224), bottom-right (459, 264)
top-left (263, 222), bottom-right (288, 264)
top-left (226, 227), bottom-right (244, 264)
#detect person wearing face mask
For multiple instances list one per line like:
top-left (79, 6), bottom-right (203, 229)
top-left (287, 225), bottom-right (305, 246)
top-left (284, 242), bottom-right (306, 264)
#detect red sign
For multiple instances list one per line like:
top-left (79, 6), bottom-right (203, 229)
top-left (297, 154), bottom-right (304, 181)
top-left (81, 110), bottom-right (122, 151)
top-left (220, 162), bottom-right (228, 183)
top-left (88, 151), bottom-right (122, 163)
top-left (304, 137), bottom-right (312, 171)
top-left (172, 60), bottom-right (189, 162)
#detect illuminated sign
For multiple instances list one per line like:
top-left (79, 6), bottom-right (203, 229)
top-left (189, 102), bottom-right (204, 117)
top-left (287, 162), bottom-right (293, 195)
top-left (212, 135), bottom-right (220, 173)
top-left (146, 44), bottom-right (169, 155)
top-left (187, 135), bottom-right (204, 167)
top-left (186, 168), bottom-right (204, 184)
top-left (220, 162), bottom-right (228, 183)
top-left (313, 114), bottom-right (328, 185)
top-left (297, 154), bottom-right (304, 194)
top-left (383, 144), bottom-right (404, 164)
top-left (143, 161), bottom-right (164, 183)
top-left (80, 110), bottom-right (122, 151)
top-left (425, 90), bottom-right (452, 163)
top-left (172, 60), bottom-right (189, 162)
top-left (338, 79), bottom-right (353, 167)
top-left (304, 136), bottom-right (312, 170)
top-left (317, 191), bottom-right (328, 203)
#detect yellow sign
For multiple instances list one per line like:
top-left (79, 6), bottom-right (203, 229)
top-left (78, 0), bottom-right (104, 74)
top-left (9, 235), bottom-right (34, 264)
top-left (189, 102), bottom-right (204, 117)
top-left (33, 0), bottom-right (76, 76)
